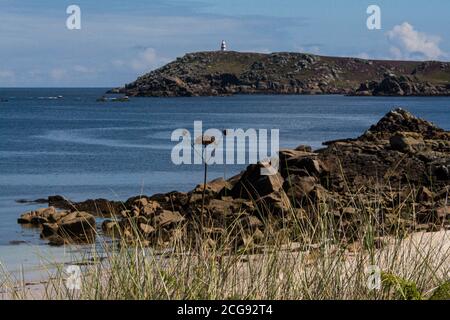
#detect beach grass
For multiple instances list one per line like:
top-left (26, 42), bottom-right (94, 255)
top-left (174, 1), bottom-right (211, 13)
top-left (1, 183), bottom-right (449, 301)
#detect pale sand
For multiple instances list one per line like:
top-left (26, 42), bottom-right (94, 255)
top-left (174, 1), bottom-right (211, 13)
top-left (1, 230), bottom-right (448, 300)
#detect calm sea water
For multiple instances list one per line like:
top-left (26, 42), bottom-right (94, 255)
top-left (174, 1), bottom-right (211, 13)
top-left (0, 88), bottom-right (449, 274)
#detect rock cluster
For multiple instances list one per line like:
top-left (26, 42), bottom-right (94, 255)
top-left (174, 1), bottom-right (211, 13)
top-left (18, 207), bottom-right (96, 246)
top-left (18, 108), bottom-right (450, 247)
top-left (353, 72), bottom-right (450, 96)
top-left (111, 51), bottom-right (450, 97)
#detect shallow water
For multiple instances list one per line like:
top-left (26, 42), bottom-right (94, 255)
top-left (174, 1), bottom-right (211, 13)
top-left (0, 88), bottom-right (449, 275)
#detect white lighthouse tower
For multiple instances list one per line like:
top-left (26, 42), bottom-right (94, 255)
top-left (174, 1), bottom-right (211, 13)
top-left (221, 40), bottom-right (227, 51)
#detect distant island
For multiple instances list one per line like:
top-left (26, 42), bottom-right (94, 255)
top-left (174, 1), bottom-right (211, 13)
top-left (111, 51), bottom-right (450, 97)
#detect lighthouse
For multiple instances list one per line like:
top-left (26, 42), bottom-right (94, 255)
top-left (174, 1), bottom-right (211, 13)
top-left (221, 40), bottom-right (227, 51)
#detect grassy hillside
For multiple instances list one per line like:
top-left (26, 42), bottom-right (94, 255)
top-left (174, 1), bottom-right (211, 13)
top-left (115, 51), bottom-right (450, 96)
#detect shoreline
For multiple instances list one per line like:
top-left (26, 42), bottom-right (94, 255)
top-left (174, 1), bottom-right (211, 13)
top-left (15, 108), bottom-right (450, 249)
top-left (2, 106), bottom-right (449, 300)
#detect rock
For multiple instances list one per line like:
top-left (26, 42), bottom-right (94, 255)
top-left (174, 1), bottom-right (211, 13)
top-left (294, 145), bottom-right (313, 152)
top-left (252, 229), bottom-right (265, 244)
top-left (72, 198), bottom-right (121, 217)
top-left (15, 198), bottom-right (48, 204)
top-left (47, 235), bottom-right (66, 246)
top-left (354, 73), bottom-right (450, 97)
top-left (436, 206), bottom-right (450, 221)
top-left (18, 207), bottom-right (57, 225)
top-left (102, 220), bottom-right (121, 236)
top-left (48, 195), bottom-right (68, 208)
top-left (240, 215), bottom-right (264, 230)
top-left (255, 190), bottom-right (292, 216)
top-left (132, 198), bottom-right (162, 217)
top-left (153, 210), bottom-right (185, 228)
top-left (30, 215), bottom-right (49, 225)
top-left (134, 198), bottom-right (149, 208)
top-left (54, 212), bottom-right (96, 244)
top-left (205, 199), bottom-right (235, 218)
top-left (361, 108), bottom-right (443, 141)
top-left (416, 186), bottom-right (434, 202)
top-left (435, 187), bottom-right (450, 200)
top-left (41, 223), bottom-right (59, 238)
top-left (48, 210), bottom-right (70, 223)
top-left (434, 165), bottom-right (449, 180)
top-left (39, 211), bottom-right (96, 246)
top-left (139, 223), bottom-right (156, 236)
top-left (390, 133), bottom-right (425, 153)
top-left (193, 177), bottom-right (231, 196)
top-left (284, 176), bottom-right (317, 205)
top-left (115, 51), bottom-right (450, 98)
top-left (58, 211), bottom-right (78, 223)
top-left (18, 108), bottom-right (450, 250)
top-left (279, 150), bottom-right (327, 178)
top-left (230, 162), bottom-right (284, 199)
top-left (17, 212), bottom-right (34, 224)
top-left (9, 240), bottom-right (26, 245)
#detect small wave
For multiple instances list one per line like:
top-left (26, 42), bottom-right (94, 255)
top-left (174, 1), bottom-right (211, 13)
top-left (35, 129), bottom-right (173, 150)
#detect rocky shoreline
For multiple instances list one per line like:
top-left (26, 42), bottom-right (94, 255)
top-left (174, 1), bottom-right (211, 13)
top-left (111, 51), bottom-right (450, 97)
top-left (18, 108), bottom-right (450, 248)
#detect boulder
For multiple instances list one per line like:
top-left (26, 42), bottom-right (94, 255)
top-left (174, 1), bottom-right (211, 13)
top-left (131, 198), bottom-right (162, 217)
top-left (279, 150), bottom-right (327, 178)
top-left (17, 212), bottom-right (34, 224)
top-left (41, 223), bottom-right (59, 238)
top-left (17, 207), bottom-right (57, 225)
top-left (361, 108), bottom-right (443, 141)
top-left (436, 206), bottom-right (450, 221)
top-left (102, 220), bottom-right (121, 236)
top-left (239, 215), bottom-right (264, 230)
top-left (230, 162), bottom-right (284, 199)
top-left (56, 212), bottom-right (96, 243)
top-left (48, 195), bottom-right (69, 208)
top-left (139, 223), bottom-right (156, 236)
top-left (284, 176), bottom-right (317, 205)
top-left (153, 210), bottom-right (185, 228)
top-left (193, 177), bottom-right (231, 196)
top-left (255, 190), bottom-right (292, 216)
top-left (390, 132), bottom-right (426, 153)
top-left (17, 108), bottom-right (450, 250)
top-left (433, 165), bottom-right (450, 180)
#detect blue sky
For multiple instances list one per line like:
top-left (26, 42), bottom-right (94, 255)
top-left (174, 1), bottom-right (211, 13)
top-left (0, 0), bottom-right (449, 87)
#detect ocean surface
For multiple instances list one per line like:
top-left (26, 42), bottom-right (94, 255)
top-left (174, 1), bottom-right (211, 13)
top-left (1, 88), bottom-right (450, 276)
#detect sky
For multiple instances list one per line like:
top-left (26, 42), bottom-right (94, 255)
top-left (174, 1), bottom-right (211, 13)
top-left (0, 0), bottom-right (449, 87)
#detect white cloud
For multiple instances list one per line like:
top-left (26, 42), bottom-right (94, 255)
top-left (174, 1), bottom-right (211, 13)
top-left (0, 70), bottom-right (15, 79)
top-left (296, 45), bottom-right (321, 55)
top-left (73, 65), bottom-right (95, 74)
top-left (130, 48), bottom-right (159, 71)
top-left (356, 53), bottom-right (370, 60)
top-left (387, 22), bottom-right (445, 60)
top-left (48, 66), bottom-right (95, 81)
top-left (50, 68), bottom-right (67, 80)
top-left (113, 48), bottom-right (170, 73)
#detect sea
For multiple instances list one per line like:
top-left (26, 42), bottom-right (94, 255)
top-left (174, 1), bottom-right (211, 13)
top-left (0, 88), bottom-right (449, 278)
